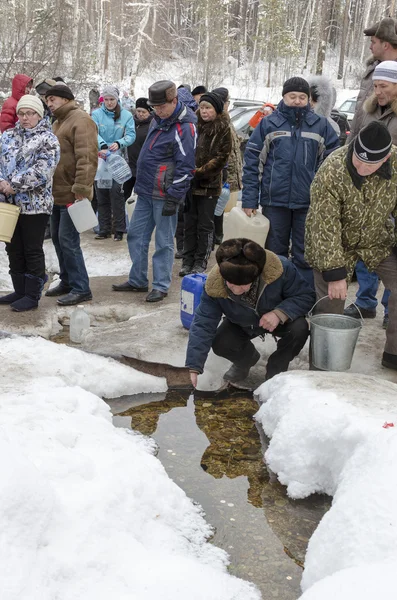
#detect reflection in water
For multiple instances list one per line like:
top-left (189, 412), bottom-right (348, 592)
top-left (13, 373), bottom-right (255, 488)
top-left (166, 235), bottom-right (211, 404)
top-left (114, 391), bottom-right (330, 598)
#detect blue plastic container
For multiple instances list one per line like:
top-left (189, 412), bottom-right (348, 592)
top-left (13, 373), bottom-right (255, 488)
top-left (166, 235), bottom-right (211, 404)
top-left (180, 273), bottom-right (208, 330)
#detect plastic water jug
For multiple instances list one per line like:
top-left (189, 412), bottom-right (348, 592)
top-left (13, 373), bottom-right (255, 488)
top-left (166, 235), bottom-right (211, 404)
top-left (215, 183), bottom-right (230, 216)
top-left (70, 305), bottom-right (90, 343)
top-left (224, 190), bottom-right (238, 213)
top-left (95, 157), bottom-right (112, 189)
top-left (67, 199), bottom-right (98, 233)
top-left (180, 273), bottom-right (207, 330)
top-left (106, 153), bottom-right (132, 184)
top-left (126, 196), bottom-right (136, 221)
top-left (0, 202), bottom-right (20, 243)
top-left (223, 206), bottom-right (270, 247)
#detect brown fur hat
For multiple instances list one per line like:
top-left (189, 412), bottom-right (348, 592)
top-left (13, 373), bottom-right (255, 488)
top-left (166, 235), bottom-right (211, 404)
top-left (148, 80), bottom-right (177, 106)
top-left (364, 17), bottom-right (397, 46)
top-left (216, 238), bottom-right (266, 285)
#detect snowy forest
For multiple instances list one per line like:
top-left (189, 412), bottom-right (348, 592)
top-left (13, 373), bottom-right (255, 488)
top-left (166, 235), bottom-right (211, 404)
top-left (0, 0), bottom-right (395, 95)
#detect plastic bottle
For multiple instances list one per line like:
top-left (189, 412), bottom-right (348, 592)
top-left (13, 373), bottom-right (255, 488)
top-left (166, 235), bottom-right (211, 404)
top-left (67, 199), bottom-right (98, 233)
top-left (214, 183), bottom-right (230, 216)
top-left (106, 153), bottom-right (132, 184)
top-left (70, 305), bottom-right (90, 343)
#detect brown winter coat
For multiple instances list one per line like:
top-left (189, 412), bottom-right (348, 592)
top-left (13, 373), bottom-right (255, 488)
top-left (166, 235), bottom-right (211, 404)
top-left (360, 93), bottom-right (397, 144)
top-left (227, 122), bottom-right (242, 192)
top-left (51, 101), bottom-right (98, 205)
top-left (192, 111), bottom-right (232, 197)
top-left (349, 58), bottom-right (380, 138)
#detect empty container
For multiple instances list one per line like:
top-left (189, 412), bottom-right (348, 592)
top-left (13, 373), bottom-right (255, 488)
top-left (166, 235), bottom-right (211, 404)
top-left (223, 206), bottom-right (270, 247)
top-left (0, 202), bottom-right (20, 243)
top-left (67, 199), bottom-right (98, 233)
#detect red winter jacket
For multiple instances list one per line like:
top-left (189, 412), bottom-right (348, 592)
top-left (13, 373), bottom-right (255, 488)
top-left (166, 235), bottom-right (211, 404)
top-left (0, 74), bottom-right (33, 132)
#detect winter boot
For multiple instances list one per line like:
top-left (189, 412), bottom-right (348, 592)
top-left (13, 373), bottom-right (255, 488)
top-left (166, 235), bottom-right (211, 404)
top-left (381, 351), bottom-right (397, 371)
top-left (223, 349), bottom-right (261, 383)
top-left (10, 274), bottom-right (45, 312)
top-left (214, 214), bottom-right (224, 246)
top-left (0, 272), bottom-right (25, 304)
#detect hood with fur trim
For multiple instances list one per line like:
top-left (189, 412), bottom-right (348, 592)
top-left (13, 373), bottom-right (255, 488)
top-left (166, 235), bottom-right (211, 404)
top-left (205, 250), bottom-right (283, 298)
top-left (364, 92), bottom-right (397, 117)
top-left (308, 75), bottom-right (336, 118)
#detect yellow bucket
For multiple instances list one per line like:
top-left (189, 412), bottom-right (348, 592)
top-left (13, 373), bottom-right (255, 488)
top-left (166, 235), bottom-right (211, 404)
top-left (0, 203), bottom-right (20, 243)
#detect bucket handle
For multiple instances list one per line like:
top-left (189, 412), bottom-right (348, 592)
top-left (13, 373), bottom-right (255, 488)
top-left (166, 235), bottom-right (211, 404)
top-left (308, 295), bottom-right (364, 324)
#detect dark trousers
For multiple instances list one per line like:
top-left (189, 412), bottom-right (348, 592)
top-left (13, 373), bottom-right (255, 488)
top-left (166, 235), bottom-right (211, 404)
top-left (212, 317), bottom-right (309, 380)
top-left (175, 203), bottom-right (185, 251)
top-left (5, 213), bottom-right (49, 279)
top-left (263, 205), bottom-right (314, 288)
top-left (123, 175), bottom-right (136, 202)
top-left (95, 180), bottom-right (126, 234)
top-left (183, 194), bottom-right (217, 267)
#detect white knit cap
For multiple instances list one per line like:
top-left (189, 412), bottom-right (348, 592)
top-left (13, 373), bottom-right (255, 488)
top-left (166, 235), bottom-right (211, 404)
top-left (373, 60), bottom-right (397, 83)
top-left (16, 95), bottom-right (44, 119)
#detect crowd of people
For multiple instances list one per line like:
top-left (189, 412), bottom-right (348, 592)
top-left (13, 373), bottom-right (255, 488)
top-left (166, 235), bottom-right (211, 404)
top-left (1, 15), bottom-right (397, 384)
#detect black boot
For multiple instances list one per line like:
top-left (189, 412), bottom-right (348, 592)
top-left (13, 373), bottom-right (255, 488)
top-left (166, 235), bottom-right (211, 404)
top-left (223, 349), bottom-right (261, 382)
top-left (214, 214), bottom-right (224, 246)
top-left (382, 351), bottom-right (397, 370)
top-left (10, 274), bottom-right (44, 312)
top-left (0, 272), bottom-right (25, 304)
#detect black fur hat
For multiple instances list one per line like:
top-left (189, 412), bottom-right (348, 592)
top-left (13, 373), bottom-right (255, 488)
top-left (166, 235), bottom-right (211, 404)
top-left (216, 238), bottom-right (266, 285)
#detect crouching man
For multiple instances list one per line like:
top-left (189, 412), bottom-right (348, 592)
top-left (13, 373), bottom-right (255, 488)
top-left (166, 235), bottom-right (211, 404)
top-left (186, 238), bottom-right (315, 386)
top-left (305, 121), bottom-right (397, 370)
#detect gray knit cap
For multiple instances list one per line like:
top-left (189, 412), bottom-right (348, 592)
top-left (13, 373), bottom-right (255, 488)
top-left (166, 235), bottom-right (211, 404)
top-left (102, 85), bottom-right (119, 100)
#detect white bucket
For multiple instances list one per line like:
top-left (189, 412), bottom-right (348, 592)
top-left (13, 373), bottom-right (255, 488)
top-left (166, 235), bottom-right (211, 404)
top-left (67, 199), bottom-right (98, 233)
top-left (223, 206), bottom-right (270, 247)
top-left (0, 203), bottom-right (20, 243)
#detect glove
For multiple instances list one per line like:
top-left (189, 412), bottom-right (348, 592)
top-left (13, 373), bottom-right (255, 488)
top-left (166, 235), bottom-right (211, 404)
top-left (162, 199), bottom-right (177, 216)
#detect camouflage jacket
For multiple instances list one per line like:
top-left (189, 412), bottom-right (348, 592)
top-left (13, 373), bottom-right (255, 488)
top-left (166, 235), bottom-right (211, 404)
top-left (305, 145), bottom-right (397, 281)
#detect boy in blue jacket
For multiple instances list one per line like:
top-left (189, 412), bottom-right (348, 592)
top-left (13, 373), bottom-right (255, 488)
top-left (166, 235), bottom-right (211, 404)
top-left (186, 238), bottom-right (315, 386)
top-left (242, 77), bottom-right (339, 288)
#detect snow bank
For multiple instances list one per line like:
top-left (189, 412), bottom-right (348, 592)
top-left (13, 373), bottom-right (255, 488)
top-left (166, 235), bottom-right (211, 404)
top-left (0, 336), bottom-right (260, 599)
top-left (255, 371), bottom-right (397, 599)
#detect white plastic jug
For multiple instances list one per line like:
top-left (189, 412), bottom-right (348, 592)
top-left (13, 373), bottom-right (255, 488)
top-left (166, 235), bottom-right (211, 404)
top-left (70, 305), bottom-right (90, 343)
top-left (67, 199), bottom-right (98, 233)
top-left (0, 202), bottom-right (20, 243)
top-left (126, 196), bottom-right (136, 221)
top-left (223, 206), bottom-right (270, 247)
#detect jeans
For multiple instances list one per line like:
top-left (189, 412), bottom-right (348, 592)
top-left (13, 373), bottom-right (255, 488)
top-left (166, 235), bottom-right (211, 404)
top-left (263, 205), bottom-right (314, 289)
top-left (95, 180), bottom-right (126, 234)
top-left (355, 259), bottom-right (390, 315)
top-left (6, 213), bottom-right (49, 279)
top-left (127, 195), bottom-right (178, 293)
top-left (212, 316), bottom-right (309, 380)
top-left (50, 205), bottom-right (91, 294)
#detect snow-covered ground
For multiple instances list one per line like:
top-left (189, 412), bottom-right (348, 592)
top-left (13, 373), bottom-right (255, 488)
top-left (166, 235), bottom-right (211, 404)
top-left (255, 372), bottom-right (397, 599)
top-left (0, 335), bottom-right (260, 600)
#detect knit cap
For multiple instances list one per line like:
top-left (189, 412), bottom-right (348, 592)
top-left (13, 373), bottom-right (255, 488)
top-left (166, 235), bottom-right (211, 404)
top-left (192, 85), bottom-right (207, 96)
top-left (199, 92), bottom-right (224, 114)
top-left (135, 97), bottom-right (152, 112)
top-left (354, 122), bottom-right (392, 164)
top-left (16, 95), bottom-right (44, 119)
top-left (212, 87), bottom-right (230, 103)
top-left (102, 85), bottom-right (119, 101)
top-left (45, 84), bottom-right (75, 100)
top-left (373, 60), bottom-right (397, 83)
top-left (282, 77), bottom-right (310, 97)
top-left (216, 238), bottom-right (267, 285)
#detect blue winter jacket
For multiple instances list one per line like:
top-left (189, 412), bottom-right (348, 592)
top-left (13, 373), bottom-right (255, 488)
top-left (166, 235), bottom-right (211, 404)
top-left (135, 101), bottom-right (197, 203)
top-left (91, 105), bottom-right (136, 149)
top-left (242, 101), bottom-right (340, 210)
top-left (185, 251), bottom-right (315, 373)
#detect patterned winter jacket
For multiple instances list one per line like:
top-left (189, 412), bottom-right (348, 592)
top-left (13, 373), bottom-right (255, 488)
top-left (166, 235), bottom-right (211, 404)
top-left (242, 100), bottom-right (339, 210)
top-left (185, 251), bottom-right (315, 374)
top-left (305, 145), bottom-right (397, 282)
top-left (227, 122), bottom-right (243, 192)
top-left (135, 101), bottom-right (197, 204)
top-left (0, 119), bottom-right (60, 214)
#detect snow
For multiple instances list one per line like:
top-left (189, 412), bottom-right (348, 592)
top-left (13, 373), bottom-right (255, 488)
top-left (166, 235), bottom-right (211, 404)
top-left (0, 335), bottom-right (260, 599)
top-left (255, 371), bottom-right (397, 599)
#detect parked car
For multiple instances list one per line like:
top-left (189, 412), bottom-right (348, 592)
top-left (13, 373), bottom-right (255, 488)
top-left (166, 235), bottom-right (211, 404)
top-left (230, 105), bottom-right (264, 155)
top-left (338, 96), bottom-right (357, 124)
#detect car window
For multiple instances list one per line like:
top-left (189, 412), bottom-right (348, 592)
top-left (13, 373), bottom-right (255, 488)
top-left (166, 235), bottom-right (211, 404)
top-left (339, 100), bottom-right (356, 113)
top-left (231, 107), bottom-right (259, 130)
top-left (229, 107), bottom-right (246, 120)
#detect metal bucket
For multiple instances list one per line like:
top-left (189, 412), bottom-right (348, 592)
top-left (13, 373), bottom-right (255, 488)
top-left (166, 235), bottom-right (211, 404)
top-left (309, 298), bottom-right (363, 371)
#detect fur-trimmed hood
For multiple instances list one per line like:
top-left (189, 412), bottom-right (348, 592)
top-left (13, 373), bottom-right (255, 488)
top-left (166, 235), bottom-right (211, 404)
top-left (205, 250), bottom-right (283, 298)
top-left (308, 75), bottom-right (336, 118)
top-left (364, 92), bottom-right (397, 117)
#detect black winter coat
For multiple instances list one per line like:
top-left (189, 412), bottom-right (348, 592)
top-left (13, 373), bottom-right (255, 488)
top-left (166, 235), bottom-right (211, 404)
top-left (127, 114), bottom-right (153, 176)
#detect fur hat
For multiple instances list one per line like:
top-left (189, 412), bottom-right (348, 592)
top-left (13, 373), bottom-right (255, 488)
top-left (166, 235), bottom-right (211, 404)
top-left (102, 85), bottom-right (119, 101)
top-left (135, 97), bottom-right (152, 112)
top-left (354, 122), bottom-right (392, 164)
top-left (45, 84), bottom-right (74, 100)
top-left (192, 85), bottom-right (207, 96)
top-left (216, 238), bottom-right (266, 285)
top-left (364, 17), bottom-right (397, 46)
top-left (16, 95), bottom-right (44, 119)
top-left (282, 77), bottom-right (310, 97)
top-left (373, 60), bottom-right (397, 83)
top-left (35, 79), bottom-right (57, 96)
top-left (199, 92), bottom-right (224, 114)
top-left (148, 81), bottom-right (177, 106)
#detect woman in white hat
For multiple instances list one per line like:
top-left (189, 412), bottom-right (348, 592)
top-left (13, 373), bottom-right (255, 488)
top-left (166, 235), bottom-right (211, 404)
top-left (0, 94), bottom-right (60, 311)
